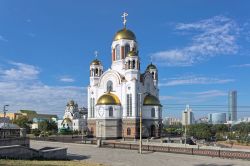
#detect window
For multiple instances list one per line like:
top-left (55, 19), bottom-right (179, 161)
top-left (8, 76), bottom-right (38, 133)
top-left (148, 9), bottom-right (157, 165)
top-left (116, 45), bottom-right (120, 60)
top-left (127, 128), bottom-right (131, 135)
top-left (125, 44), bottom-right (130, 57)
top-left (90, 98), bottom-right (95, 118)
top-left (107, 80), bottom-right (113, 92)
top-left (132, 60), bottom-right (135, 69)
top-left (109, 107), bottom-right (113, 117)
top-left (151, 108), bottom-right (155, 117)
top-left (127, 94), bottom-right (132, 116)
top-left (95, 68), bottom-right (98, 76)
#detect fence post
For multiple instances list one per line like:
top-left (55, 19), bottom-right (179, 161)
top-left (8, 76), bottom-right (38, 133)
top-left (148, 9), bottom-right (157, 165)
top-left (114, 143), bottom-right (115, 148)
top-left (218, 150), bottom-right (220, 157)
top-left (192, 148), bottom-right (193, 155)
top-left (148, 145), bottom-right (149, 151)
top-left (130, 144), bottom-right (131, 150)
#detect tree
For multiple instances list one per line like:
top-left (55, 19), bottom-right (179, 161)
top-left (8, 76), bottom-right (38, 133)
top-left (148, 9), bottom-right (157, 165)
top-left (13, 116), bottom-right (31, 133)
top-left (187, 124), bottom-right (212, 140)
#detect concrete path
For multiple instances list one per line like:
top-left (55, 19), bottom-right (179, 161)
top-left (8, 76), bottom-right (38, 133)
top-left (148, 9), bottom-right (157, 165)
top-left (31, 140), bottom-right (250, 166)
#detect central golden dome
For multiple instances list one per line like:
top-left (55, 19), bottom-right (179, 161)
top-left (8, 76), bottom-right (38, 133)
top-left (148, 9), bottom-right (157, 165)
top-left (113, 28), bottom-right (136, 41)
top-left (97, 92), bottom-right (121, 105)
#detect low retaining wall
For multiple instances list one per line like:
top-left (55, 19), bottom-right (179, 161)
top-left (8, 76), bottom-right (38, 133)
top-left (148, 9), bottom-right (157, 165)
top-left (101, 142), bottom-right (250, 160)
top-left (0, 137), bottom-right (30, 147)
top-left (0, 145), bottom-right (67, 160)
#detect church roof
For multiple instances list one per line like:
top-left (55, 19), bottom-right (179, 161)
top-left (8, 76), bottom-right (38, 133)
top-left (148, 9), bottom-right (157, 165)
top-left (96, 92), bottom-right (121, 105)
top-left (113, 28), bottom-right (136, 41)
top-left (143, 94), bottom-right (162, 106)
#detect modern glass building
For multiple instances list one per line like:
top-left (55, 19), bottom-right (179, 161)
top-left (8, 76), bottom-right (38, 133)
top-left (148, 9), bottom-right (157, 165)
top-left (208, 113), bottom-right (227, 124)
top-left (228, 90), bottom-right (237, 121)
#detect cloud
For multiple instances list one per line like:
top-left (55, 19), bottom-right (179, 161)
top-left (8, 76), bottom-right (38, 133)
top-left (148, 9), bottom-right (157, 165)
top-left (230, 63), bottom-right (250, 68)
top-left (160, 90), bottom-right (227, 105)
top-left (59, 76), bottom-right (75, 83)
top-left (0, 35), bottom-right (8, 42)
top-left (152, 16), bottom-right (240, 66)
top-left (159, 75), bottom-right (234, 86)
top-left (0, 62), bottom-right (40, 80)
top-left (0, 62), bottom-right (86, 118)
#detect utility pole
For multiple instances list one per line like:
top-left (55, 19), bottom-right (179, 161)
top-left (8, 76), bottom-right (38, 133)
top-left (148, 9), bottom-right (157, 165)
top-left (3, 105), bottom-right (9, 127)
top-left (139, 93), bottom-right (142, 154)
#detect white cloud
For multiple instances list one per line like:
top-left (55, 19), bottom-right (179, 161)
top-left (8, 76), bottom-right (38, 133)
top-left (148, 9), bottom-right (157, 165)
top-left (59, 76), bottom-right (75, 83)
top-left (0, 35), bottom-right (8, 42)
top-left (152, 16), bottom-right (240, 66)
top-left (0, 62), bottom-right (40, 80)
top-left (160, 90), bottom-right (227, 104)
top-left (159, 75), bottom-right (234, 86)
top-left (0, 62), bottom-right (86, 118)
top-left (230, 63), bottom-right (250, 68)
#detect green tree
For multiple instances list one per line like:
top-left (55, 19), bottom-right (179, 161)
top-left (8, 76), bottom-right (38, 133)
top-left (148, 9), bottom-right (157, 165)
top-left (187, 124), bottom-right (212, 140)
top-left (13, 116), bottom-right (31, 133)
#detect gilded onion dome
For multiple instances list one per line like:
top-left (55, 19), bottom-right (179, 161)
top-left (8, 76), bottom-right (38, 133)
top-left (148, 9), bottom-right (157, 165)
top-left (91, 59), bottom-right (101, 65)
top-left (113, 28), bottom-right (136, 41)
top-left (96, 92), bottom-right (121, 105)
top-left (127, 50), bottom-right (138, 57)
top-left (61, 118), bottom-right (72, 124)
top-left (146, 63), bottom-right (157, 70)
top-left (143, 94), bottom-right (161, 106)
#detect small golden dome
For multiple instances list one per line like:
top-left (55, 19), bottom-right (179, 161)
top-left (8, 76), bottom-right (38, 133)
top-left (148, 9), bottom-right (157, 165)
top-left (91, 59), bottom-right (101, 65)
top-left (146, 63), bottom-right (157, 70)
top-left (97, 92), bottom-right (121, 105)
top-left (127, 50), bottom-right (138, 57)
top-left (143, 94), bottom-right (161, 106)
top-left (62, 118), bottom-right (72, 124)
top-left (113, 28), bottom-right (136, 41)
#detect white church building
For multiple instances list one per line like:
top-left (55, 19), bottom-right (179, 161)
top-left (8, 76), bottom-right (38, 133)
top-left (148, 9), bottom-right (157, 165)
top-left (87, 13), bottom-right (162, 139)
top-left (58, 100), bottom-right (87, 132)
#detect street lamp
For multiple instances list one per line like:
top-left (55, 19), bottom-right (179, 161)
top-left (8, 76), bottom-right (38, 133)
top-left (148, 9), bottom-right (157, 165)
top-left (3, 105), bottom-right (9, 127)
top-left (138, 93), bottom-right (143, 154)
top-left (184, 111), bottom-right (187, 147)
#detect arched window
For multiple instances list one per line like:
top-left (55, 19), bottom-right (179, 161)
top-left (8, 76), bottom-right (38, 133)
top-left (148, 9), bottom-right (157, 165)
top-left (127, 128), bottom-right (131, 136)
top-left (107, 80), bottom-right (113, 92)
top-left (127, 94), bottom-right (132, 116)
top-left (115, 45), bottom-right (120, 60)
top-left (109, 107), bottom-right (113, 117)
top-left (151, 108), bottom-right (155, 117)
top-left (125, 44), bottom-right (130, 57)
top-left (132, 60), bottom-right (135, 69)
top-left (95, 68), bottom-right (98, 76)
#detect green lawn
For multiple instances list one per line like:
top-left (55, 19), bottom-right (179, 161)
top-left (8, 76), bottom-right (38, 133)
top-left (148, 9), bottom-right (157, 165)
top-left (0, 160), bottom-right (105, 166)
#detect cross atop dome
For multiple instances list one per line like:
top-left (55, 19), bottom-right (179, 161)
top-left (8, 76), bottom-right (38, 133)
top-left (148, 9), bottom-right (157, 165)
top-left (94, 50), bottom-right (98, 58)
top-left (121, 12), bottom-right (128, 28)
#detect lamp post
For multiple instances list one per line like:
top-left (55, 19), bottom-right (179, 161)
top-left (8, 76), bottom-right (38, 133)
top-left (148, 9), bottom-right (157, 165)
top-left (3, 105), bottom-right (9, 127)
top-left (184, 111), bottom-right (187, 147)
top-left (138, 93), bottom-right (142, 154)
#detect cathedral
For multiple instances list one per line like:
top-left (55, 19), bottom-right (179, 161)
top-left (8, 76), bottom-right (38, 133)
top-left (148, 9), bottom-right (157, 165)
top-left (87, 13), bottom-right (162, 139)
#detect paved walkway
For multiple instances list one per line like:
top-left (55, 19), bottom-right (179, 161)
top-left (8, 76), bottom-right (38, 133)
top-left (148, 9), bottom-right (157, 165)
top-left (31, 140), bottom-right (250, 166)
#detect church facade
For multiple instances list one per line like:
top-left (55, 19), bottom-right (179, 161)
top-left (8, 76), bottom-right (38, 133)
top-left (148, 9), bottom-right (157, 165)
top-left (87, 14), bottom-right (162, 139)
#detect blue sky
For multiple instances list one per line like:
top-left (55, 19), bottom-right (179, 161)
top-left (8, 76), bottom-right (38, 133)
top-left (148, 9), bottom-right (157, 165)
top-left (0, 0), bottom-right (250, 119)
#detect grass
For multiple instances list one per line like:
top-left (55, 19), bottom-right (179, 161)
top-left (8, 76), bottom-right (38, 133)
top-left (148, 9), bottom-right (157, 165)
top-left (0, 159), bottom-right (105, 166)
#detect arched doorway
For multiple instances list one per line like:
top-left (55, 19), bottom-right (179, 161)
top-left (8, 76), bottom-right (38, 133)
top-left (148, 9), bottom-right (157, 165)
top-left (150, 125), bottom-right (156, 137)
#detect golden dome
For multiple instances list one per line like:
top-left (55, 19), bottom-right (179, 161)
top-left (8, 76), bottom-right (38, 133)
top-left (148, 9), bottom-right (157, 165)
top-left (97, 92), bottom-right (121, 105)
top-left (127, 50), bottom-right (138, 57)
top-left (91, 59), bottom-right (101, 65)
top-left (113, 28), bottom-right (136, 41)
top-left (146, 63), bottom-right (157, 70)
top-left (61, 118), bottom-right (72, 124)
top-left (143, 94), bottom-right (161, 106)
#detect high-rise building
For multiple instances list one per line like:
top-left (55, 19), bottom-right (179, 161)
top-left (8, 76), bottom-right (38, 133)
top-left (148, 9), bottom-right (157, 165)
top-left (208, 113), bottom-right (227, 124)
top-left (228, 90), bottom-right (237, 121)
top-left (182, 105), bottom-right (194, 125)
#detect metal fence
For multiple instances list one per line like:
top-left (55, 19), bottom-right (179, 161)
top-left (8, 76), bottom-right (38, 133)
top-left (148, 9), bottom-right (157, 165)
top-left (101, 142), bottom-right (250, 160)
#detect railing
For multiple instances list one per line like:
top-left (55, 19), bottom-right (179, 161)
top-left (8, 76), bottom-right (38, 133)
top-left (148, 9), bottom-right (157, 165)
top-left (101, 142), bottom-right (250, 160)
